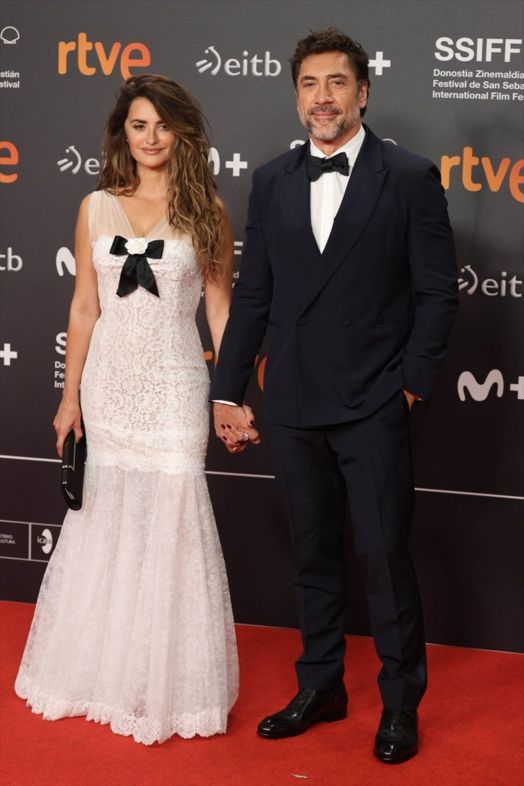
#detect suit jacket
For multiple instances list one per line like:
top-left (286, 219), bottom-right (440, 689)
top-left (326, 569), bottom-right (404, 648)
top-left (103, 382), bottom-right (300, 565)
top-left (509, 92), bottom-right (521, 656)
top-left (210, 125), bottom-right (458, 428)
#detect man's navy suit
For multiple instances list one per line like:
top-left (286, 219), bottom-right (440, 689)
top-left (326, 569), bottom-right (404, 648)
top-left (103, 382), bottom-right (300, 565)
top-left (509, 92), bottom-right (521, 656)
top-left (211, 125), bottom-right (458, 711)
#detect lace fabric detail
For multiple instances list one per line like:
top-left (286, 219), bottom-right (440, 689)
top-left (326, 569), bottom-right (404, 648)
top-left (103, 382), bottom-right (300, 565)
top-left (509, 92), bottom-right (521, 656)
top-left (84, 221), bottom-right (208, 474)
top-left (15, 191), bottom-right (239, 743)
top-left (16, 678), bottom-right (230, 744)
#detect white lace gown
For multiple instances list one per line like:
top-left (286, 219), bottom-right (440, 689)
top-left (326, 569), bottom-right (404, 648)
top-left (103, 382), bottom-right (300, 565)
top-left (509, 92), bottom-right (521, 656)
top-left (15, 190), bottom-right (239, 745)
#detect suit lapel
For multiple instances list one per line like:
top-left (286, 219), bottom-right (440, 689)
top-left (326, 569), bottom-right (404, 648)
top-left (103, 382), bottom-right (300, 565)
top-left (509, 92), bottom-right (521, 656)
top-left (297, 128), bottom-right (387, 316)
top-left (280, 145), bottom-right (321, 277)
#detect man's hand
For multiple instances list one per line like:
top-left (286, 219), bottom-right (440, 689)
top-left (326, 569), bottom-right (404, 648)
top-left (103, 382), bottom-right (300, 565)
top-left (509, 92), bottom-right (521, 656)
top-left (213, 403), bottom-right (261, 453)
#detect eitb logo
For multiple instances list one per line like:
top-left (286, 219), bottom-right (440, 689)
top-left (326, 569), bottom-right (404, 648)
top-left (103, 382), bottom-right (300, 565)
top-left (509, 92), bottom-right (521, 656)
top-left (196, 44), bottom-right (281, 76)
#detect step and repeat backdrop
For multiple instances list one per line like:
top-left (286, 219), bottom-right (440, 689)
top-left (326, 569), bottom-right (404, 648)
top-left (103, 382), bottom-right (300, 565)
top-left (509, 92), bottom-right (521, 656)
top-left (1, 0), bottom-right (522, 651)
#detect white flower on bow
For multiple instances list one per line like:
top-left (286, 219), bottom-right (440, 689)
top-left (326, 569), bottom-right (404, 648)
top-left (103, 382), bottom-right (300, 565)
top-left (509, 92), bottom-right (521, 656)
top-left (125, 237), bottom-right (148, 255)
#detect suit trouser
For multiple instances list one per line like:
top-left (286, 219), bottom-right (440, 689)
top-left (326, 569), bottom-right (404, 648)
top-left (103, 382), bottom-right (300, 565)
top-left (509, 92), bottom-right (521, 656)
top-left (268, 390), bottom-right (427, 711)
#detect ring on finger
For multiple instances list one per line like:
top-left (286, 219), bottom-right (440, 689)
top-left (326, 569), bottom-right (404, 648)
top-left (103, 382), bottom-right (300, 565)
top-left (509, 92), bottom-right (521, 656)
top-left (241, 431), bottom-right (249, 442)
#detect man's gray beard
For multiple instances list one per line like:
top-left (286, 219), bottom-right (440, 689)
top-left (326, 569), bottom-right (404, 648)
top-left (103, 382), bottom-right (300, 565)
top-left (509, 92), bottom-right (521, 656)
top-left (306, 107), bottom-right (360, 142)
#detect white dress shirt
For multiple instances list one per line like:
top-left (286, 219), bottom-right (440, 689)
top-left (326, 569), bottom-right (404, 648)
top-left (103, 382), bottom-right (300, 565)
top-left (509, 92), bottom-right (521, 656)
top-left (309, 123), bottom-right (366, 252)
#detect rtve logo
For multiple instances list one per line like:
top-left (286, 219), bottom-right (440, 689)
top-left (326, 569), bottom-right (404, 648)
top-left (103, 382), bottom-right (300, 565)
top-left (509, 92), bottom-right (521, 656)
top-left (196, 45), bottom-right (281, 76)
top-left (58, 33), bottom-right (150, 78)
top-left (0, 140), bottom-right (18, 183)
top-left (440, 147), bottom-right (523, 203)
top-left (435, 37), bottom-right (522, 63)
top-left (458, 370), bottom-right (523, 402)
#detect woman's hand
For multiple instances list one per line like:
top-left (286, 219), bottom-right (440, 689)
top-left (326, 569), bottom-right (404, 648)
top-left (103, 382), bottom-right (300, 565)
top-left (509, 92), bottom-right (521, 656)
top-left (52, 195), bottom-right (99, 459)
top-left (53, 398), bottom-right (83, 458)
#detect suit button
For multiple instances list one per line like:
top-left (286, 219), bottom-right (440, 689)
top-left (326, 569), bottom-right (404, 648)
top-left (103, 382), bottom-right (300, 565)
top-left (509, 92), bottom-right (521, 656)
top-left (297, 317), bottom-right (308, 326)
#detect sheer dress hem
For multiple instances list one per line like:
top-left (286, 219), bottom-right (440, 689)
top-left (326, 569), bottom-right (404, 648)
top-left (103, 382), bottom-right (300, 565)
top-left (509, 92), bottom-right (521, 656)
top-left (15, 675), bottom-right (233, 744)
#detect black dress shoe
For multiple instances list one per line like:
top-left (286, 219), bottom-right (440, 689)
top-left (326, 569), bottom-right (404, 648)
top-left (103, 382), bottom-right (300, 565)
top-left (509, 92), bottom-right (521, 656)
top-left (374, 709), bottom-right (418, 763)
top-left (257, 685), bottom-right (348, 739)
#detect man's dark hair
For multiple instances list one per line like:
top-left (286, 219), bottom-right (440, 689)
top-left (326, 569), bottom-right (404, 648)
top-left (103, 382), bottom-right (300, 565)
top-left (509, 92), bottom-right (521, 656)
top-left (290, 28), bottom-right (370, 115)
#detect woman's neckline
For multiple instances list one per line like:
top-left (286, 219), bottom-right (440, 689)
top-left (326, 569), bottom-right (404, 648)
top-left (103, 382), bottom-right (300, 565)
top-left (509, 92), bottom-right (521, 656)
top-left (111, 192), bottom-right (168, 239)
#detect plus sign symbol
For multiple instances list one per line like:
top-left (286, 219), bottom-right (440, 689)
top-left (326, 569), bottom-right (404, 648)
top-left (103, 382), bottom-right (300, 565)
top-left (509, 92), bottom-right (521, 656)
top-left (369, 51), bottom-right (391, 76)
top-left (225, 153), bottom-right (248, 177)
top-left (0, 343), bottom-right (18, 366)
top-left (509, 376), bottom-right (524, 400)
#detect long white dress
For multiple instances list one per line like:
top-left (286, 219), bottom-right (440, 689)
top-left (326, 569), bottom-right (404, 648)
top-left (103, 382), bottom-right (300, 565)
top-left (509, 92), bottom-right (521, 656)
top-left (15, 190), bottom-right (239, 745)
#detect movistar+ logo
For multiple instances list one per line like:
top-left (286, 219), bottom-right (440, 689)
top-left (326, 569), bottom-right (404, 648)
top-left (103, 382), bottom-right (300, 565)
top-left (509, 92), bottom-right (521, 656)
top-left (458, 370), bottom-right (523, 401)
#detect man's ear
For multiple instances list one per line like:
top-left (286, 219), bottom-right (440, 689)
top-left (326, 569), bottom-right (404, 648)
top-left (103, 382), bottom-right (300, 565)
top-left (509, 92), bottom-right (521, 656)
top-left (359, 81), bottom-right (369, 109)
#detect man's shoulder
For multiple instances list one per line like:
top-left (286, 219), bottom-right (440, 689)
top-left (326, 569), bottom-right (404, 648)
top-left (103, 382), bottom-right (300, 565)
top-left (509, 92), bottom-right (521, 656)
top-left (362, 128), bottom-right (443, 198)
top-left (370, 130), bottom-right (436, 174)
top-left (386, 143), bottom-right (434, 171)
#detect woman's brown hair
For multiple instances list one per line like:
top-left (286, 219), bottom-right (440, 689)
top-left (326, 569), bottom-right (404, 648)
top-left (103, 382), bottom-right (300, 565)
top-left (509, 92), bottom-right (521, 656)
top-left (97, 74), bottom-right (223, 278)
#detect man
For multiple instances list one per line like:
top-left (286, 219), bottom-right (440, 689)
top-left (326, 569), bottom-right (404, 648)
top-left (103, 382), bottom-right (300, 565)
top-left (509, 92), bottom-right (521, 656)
top-left (211, 29), bottom-right (458, 763)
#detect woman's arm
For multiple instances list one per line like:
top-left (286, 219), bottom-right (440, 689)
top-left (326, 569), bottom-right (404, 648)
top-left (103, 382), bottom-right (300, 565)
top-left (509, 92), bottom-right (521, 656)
top-left (53, 195), bottom-right (101, 457)
top-left (204, 206), bottom-right (234, 359)
top-left (205, 208), bottom-right (260, 450)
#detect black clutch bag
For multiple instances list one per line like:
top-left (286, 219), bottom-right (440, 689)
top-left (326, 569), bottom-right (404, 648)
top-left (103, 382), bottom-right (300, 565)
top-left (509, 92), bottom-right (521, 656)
top-left (61, 428), bottom-right (87, 510)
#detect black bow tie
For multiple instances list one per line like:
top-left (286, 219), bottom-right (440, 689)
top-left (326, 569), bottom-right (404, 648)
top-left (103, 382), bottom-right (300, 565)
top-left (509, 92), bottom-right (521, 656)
top-left (110, 235), bottom-right (164, 298)
top-left (307, 151), bottom-right (350, 181)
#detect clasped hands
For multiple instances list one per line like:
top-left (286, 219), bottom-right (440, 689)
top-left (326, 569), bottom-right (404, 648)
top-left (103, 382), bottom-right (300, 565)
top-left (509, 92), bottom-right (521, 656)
top-left (214, 390), bottom-right (416, 454)
top-left (213, 403), bottom-right (261, 453)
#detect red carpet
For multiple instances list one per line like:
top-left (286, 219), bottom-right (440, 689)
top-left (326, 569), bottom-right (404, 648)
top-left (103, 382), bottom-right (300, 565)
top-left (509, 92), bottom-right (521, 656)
top-left (1, 601), bottom-right (522, 786)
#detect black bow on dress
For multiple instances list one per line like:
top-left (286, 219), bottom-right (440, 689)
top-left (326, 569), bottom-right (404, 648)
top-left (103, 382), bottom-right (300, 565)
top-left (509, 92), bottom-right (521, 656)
top-left (110, 235), bottom-right (164, 298)
top-left (307, 151), bottom-right (350, 181)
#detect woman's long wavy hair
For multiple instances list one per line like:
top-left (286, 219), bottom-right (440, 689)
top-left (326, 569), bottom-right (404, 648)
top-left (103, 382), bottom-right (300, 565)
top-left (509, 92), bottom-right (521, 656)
top-left (97, 74), bottom-right (223, 278)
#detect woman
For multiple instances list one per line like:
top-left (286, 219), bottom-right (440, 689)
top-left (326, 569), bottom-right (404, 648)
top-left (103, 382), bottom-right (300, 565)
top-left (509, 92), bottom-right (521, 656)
top-left (15, 75), bottom-right (239, 745)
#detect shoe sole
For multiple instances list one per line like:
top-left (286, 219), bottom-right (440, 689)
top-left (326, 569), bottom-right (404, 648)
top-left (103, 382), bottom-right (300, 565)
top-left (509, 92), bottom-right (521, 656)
top-left (257, 708), bottom-right (348, 739)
